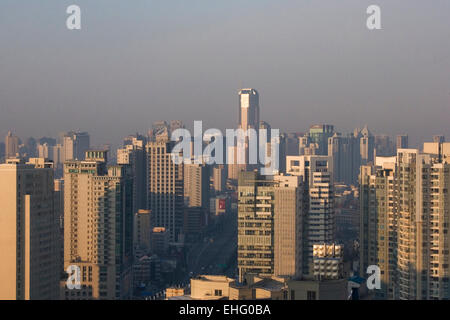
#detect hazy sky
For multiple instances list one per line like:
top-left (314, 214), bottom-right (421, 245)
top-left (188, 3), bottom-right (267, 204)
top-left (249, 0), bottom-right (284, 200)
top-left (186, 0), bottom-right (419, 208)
top-left (1, 0), bottom-right (449, 147)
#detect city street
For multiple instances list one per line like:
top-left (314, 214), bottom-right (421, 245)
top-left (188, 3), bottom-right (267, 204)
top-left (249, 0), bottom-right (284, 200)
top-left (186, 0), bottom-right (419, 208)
top-left (185, 211), bottom-right (237, 282)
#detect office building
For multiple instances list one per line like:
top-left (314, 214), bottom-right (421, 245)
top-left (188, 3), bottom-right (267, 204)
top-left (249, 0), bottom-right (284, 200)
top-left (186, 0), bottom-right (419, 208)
top-left (238, 89), bottom-right (259, 130)
top-left (375, 135), bottom-right (395, 156)
top-left (328, 132), bottom-right (361, 185)
top-left (237, 171), bottom-right (303, 283)
top-left (309, 125), bottom-right (334, 156)
top-left (5, 131), bottom-right (20, 159)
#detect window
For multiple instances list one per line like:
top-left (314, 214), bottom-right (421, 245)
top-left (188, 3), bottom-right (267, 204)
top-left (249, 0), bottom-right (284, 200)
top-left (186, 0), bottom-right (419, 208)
top-left (214, 289), bottom-right (222, 296)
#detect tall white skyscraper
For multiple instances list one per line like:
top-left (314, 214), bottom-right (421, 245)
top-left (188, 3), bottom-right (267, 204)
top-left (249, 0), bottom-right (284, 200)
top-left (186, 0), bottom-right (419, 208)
top-left (238, 88), bottom-right (260, 131)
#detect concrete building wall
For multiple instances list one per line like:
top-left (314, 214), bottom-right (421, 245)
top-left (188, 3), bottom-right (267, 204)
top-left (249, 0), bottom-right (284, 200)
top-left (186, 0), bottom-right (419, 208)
top-left (0, 160), bottom-right (59, 300)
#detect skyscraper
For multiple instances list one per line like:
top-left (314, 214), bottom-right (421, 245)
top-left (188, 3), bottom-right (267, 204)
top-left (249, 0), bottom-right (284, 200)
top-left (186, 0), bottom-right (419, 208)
top-left (309, 125), bottom-right (334, 156)
top-left (286, 155), bottom-right (335, 275)
top-left (5, 131), bottom-right (20, 159)
top-left (396, 147), bottom-right (450, 300)
top-left (238, 89), bottom-right (260, 131)
top-left (360, 142), bottom-right (450, 300)
top-left (359, 126), bottom-right (374, 165)
top-left (62, 150), bottom-right (133, 300)
top-left (328, 132), bottom-right (361, 185)
top-left (0, 158), bottom-right (60, 300)
top-left (237, 171), bottom-right (303, 283)
top-left (184, 163), bottom-right (210, 209)
top-left (212, 165), bottom-right (226, 193)
top-left (146, 140), bottom-right (184, 242)
top-left (117, 135), bottom-right (147, 213)
top-left (359, 156), bottom-right (397, 299)
top-left (62, 131), bottom-right (90, 161)
top-left (375, 135), bottom-right (395, 156)
top-left (396, 134), bottom-right (408, 150)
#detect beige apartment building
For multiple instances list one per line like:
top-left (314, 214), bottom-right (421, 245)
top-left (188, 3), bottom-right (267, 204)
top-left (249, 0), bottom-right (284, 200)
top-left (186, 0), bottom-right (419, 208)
top-left (360, 142), bottom-right (450, 300)
top-left (62, 150), bottom-right (133, 300)
top-left (359, 156), bottom-right (397, 299)
top-left (286, 155), bottom-right (335, 275)
top-left (184, 163), bottom-right (210, 209)
top-left (0, 158), bottom-right (60, 300)
top-left (146, 140), bottom-right (184, 243)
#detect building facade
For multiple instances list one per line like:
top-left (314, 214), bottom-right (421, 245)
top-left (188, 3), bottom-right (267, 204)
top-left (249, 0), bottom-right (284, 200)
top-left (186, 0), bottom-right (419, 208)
top-left (62, 150), bottom-right (133, 300)
top-left (0, 158), bottom-right (60, 300)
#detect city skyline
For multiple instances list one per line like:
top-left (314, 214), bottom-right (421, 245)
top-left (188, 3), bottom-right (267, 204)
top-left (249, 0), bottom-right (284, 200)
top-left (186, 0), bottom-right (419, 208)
top-left (1, 1), bottom-right (450, 146)
top-left (1, 1), bottom-right (450, 305)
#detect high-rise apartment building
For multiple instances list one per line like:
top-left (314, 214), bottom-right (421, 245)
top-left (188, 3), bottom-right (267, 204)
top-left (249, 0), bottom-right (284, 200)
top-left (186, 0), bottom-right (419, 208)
top-left (0, 158), bottom-right (60, 300)
top-left (286, 155), bottom-right (335, 275)
top-left (273, 175), bottom-right (304, 278)
top-left (212, 165), bottom-right (226, 193)
top-left (146, 140), bottom-right (184, 243)
top-left (360, 143), bottom-right (450, 300)
top-left (62, 150), bottom-right (133, 300)
top-left (237, 171), bottom-right (303, 283)
top-left (184, 163), bottom-right (210, 209)
top-left (117, 135), bottom-right (147, 213)
top-left (359, 156), bottom-right (397, 299)
top-left (328, 132), bottom-right (361, 185)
